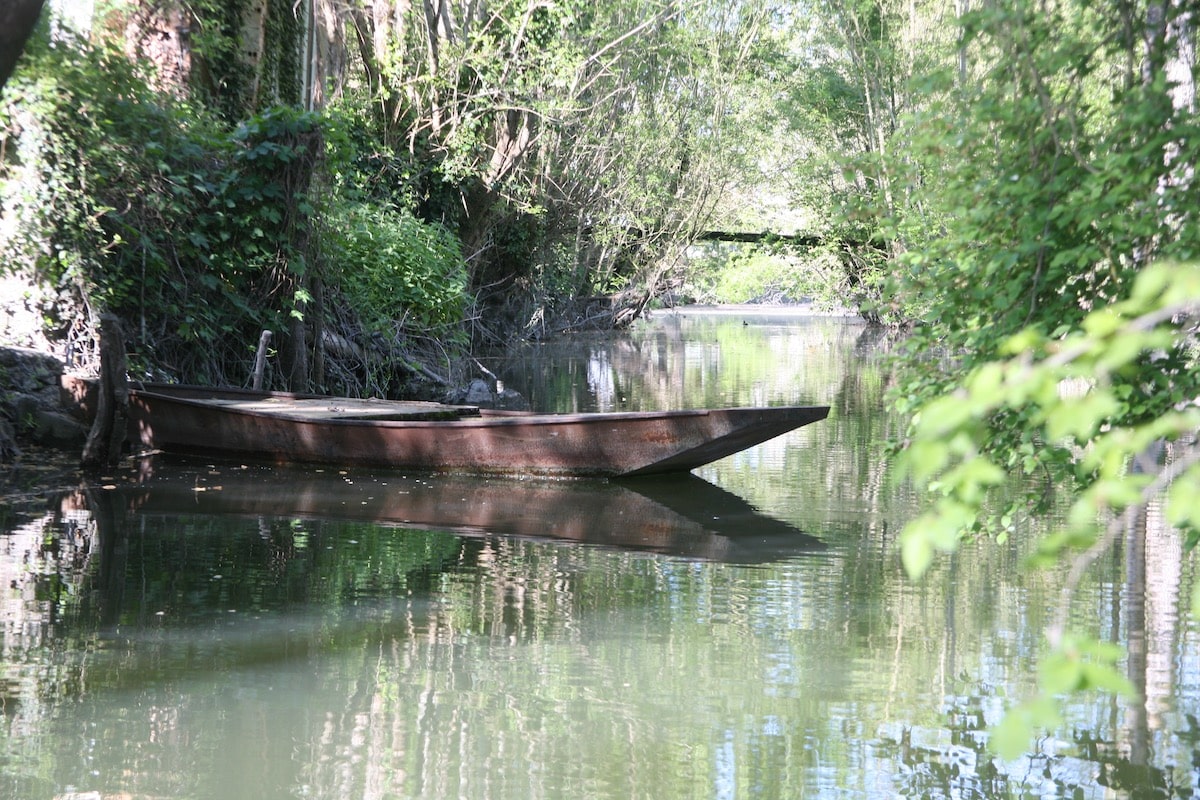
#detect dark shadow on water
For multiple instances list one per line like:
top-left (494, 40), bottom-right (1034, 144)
top-left (121, 456), bottom-right (825, 564)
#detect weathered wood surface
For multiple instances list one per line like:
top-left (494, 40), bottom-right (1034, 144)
top-left (199, 395), bottom-right (477, 421)
top-left (252, 330), bottom-right (272, 390)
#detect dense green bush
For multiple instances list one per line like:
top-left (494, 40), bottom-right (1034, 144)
top-left (327, 203), bottom-right (468, 334)
top-left (0, 32), bottom-right (474, 389)
top-left (886, 0), bottom-right (1200, 497)
top-left (0, 35), bottom-right (164, 324)
top-left (0, 33), bottom-right (308, 380)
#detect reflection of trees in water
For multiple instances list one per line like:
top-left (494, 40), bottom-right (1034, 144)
top-left (492, 315), bottom-right (861, 413)
top-left (4, 316), bottom-right (1200, 798)
top-left (10, 498), bottom-right (1192, 800)
top-left (868, 466), bottom-right (1200, 797)
top-left (0, 493), bottom-right (98, 641)
top-left (0, 492), bottom-right (99, 792)
top-left (1116, 492), bottom-right (1193, 796)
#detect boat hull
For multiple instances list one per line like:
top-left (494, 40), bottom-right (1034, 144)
top-left (127, 384), bottom-right (830, 478)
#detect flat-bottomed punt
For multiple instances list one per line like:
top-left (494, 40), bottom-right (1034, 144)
top-left (125, 383), bottom-right (830, 478)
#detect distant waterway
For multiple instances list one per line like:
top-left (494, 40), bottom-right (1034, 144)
top-left (1, 310), bottom-right (1197, 799)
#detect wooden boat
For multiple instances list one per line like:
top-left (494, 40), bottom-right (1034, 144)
top-left (120, 383), bottom-right (829, 478)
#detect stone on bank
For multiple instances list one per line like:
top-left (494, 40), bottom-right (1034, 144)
top-left (0, 347), bottom-right (90, 460)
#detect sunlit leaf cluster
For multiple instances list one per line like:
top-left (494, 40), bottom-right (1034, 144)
top-left (901, 261), bottom-right (1200, 575)
top-left (898, 261), bottom-right (1200, 755)
top-left (862, 0), bottom-right (1200, 754)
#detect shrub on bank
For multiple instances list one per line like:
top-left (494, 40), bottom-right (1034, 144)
top-left (0, 31), bottom-right (473, 390)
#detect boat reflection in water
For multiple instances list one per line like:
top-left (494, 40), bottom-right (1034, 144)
top-left (121, 456), bottom-right (823, 564)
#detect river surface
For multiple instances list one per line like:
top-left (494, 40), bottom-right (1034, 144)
top-left (1, 310), bottom-right (1197, 799)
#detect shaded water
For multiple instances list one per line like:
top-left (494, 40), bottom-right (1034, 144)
top-left (2, 310), bottom-right (1198, 799)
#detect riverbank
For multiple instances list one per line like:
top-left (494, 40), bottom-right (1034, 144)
top-left (0, 345), bottom-right (121, 511)
top-left (0, 347), bottom-right (90, 459)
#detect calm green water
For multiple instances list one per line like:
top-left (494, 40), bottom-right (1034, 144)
top-left (2, 310), bottom-right (1198, 799)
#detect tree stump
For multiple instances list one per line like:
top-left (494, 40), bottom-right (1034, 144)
top-left (81, 314), bottom-right (129, 471)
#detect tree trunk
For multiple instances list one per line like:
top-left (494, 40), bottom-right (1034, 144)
top-left (312, 276), bottom-right (325, 390)
top-left (86, 484), bottom-right (131, 627)
top-left (81, 315), bottom-right (129, 471)
top-left (956, 0), bottom-right (970, 86)
top-left (284, 316), bottom-right (309, 391)
top-left (252, 329), bottom-right (273, 390)
top-left (0, 0), bottom-right (45, 95)
top-left (241, 0), bottom-right (270, 110)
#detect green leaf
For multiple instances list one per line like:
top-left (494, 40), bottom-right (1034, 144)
top-left (899, 501), bottom-right (974, 578)
top-left (1040, 650), bottom-right (1085, 694)
top-left (989, 711), bottom-right (1034, 761)
top-left (899, 519), bottom-right (935, 579)
top-left (1001, 327), bottom-right (1045, 356)
top-left (1041, 637), bottom-right (1135, 695)
top-left (1081, 308), bottom-right (1124, 338)
top-left (1089, 474), bottom-right (1152, 511)
top-left (1080, 663), bottom-right (1136, 696)
top-left (990, 698), bottom-right (1061, 760)
top-left (950, 457), bottom-right (1005, 502)
top-left (1042, 389), bottom-right (1118, 442)
top-left (913, 393), bottom-right (975, 439)
top-left (1166, 469), bottom-right (1200, 531)
top-left (966, 362), bottom-right (1005, 399)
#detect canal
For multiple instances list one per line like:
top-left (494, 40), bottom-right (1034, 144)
top-left (1, 309), bottom-right (1197, 798)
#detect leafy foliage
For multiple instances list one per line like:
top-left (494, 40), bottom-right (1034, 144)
top-left (327, 203), bottom-right (468, 333)
top-left (689, 246), bottom-right (841, 306)
top-left (1, 37), bottom-right (313, 380)
top-left (892, 0), bottom-right (1199, 361)
top-left (0, 30), bottom-right (473, 389)
top-left (899, 260), bottom-right (1200, 757)
top-left (900, 262), bottom-right (1200, 575)
top-left (345, 0), bottom-right (796, 336)
top-left (883, 0), bottom-right (1200, 756)
top-left (175, 0), bottom-right (304, 119)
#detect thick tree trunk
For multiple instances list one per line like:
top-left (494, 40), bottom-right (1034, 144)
top-left (0, 0), bottom-right (45, 95)
top-left (81, 315), bottom-right (129, 471)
